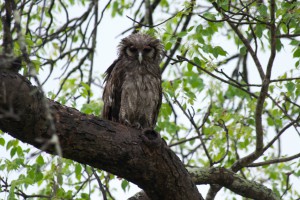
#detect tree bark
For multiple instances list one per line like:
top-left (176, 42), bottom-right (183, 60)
top-left (0, 69), bottom-right (203, 200)
top-left (189, 167), bottom-right (280, 200)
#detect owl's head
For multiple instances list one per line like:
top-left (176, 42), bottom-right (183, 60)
top-left (118, 33), bottom-right (163, 64)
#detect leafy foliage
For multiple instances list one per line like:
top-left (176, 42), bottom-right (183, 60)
top-left (1, 0), bottom-right (300, 199)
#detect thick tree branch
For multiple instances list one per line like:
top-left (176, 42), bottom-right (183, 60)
top-left (189, 167), bottom-right (280, 200)
top-left (232, 0), bottom-right (278, 172)
top-left (0, 70), bottom-right (203, 200)
top-left (205, 2), bottom-right (279, 199)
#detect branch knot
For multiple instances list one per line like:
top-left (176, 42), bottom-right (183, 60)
top-left (140, 128), bottom-right (161, 148)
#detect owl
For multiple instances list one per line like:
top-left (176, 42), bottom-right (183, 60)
top-left (102, 33), bottom-right (163, 129)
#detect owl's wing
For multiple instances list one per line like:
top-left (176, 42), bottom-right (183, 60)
top-left (150, 77), bottom-right (162, 128)
top-left (156, 81), bottom-right (163, 125)
top-left (103, 59), bottom-right (119, 83)
top-left (102, 59), bottom-right (124, 122)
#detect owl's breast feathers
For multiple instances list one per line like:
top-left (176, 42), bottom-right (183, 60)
top-left (102, 60), bottom-right (162, 129)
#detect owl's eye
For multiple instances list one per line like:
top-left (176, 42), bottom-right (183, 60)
top-left (129, 46), bottom-right (137, 52)
top-left (143, 46), bottom-right (152, 53)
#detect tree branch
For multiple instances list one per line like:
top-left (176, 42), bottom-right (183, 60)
top-left (211, 2), bottom-right (265, 80)
top-left (161, 0), bottom-right (195, 73)
top-left (0, 70), bottom-right (203, 200)
top-left (188, 167), bottom-right (280, 200)
top-left (247, 152), bottom-right (300, 167)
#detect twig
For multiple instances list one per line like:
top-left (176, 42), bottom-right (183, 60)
top-left (214, 119), bottom-right (230, 164)
top-left (211, 2), bottom-right (265, 80)
top-left (161, 0), bottom-right (195, 73)
top-left (87, 0), bottom-right (99, 103)
top-left (92, 168), bottom-right (108, 200)
top-left (281, 172), bottom-right (293, 199)
top-left (126, 9), bottom-right (183, 28)
top-left (248, 152), bottom-right (300, 167)
top-left (176, 55), bottom-right (258, 98)
top-left (174, 97), bottom-right (214, 166)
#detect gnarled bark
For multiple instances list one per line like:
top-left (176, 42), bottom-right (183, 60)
top-left (0, 69), bottom-right (203, 200)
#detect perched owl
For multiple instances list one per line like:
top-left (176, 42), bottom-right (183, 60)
top-left (102, 33), bottom-right (163, 129)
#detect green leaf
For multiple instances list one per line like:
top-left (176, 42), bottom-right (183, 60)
top-left (10, 147), bottom-right (17, 158)
top-left (189, 138), bottom-right (195, 145)
top-left (267, 117), bottom-right (274, 126)
top-left (187, 62), bottom-right (193, 71)
top-left (296, 60), bottom-right (300, 68)
top-left (121, 179), bottom-right (129, 192)
top-left (276, 38), bottom-right (283, 51)
top-left (258, 4), bottom-right (268, 17)
top-left (80, 101), bottom-right (102, 115)
top-left (160, 103), bottom-right (172, 118)
top-left (16, 146), bottom-right (24, 157)
top-left (196, 24), bottom-right (203, 34)
top-left (203, 12), bottom-right (216, 21)
top-left (285, 82), bottom-right (295, 93)
top-left (81, 193), bottom-right (90, 199)
top-left (36, 155), bottom-right (45, 165)
top-left (9, 177), bottom-right (34, 199)
top-left (193, 57), bottom-right (201, 66)
top-left (165, 42), bottom-right (172, 50)
top-left (213, 46), bottom-right (227, 58)
top-left (8, 180), bottom-right (16, 200)
top-left (281, 23), bottom-right (288, 34)
top-left (80, 82), bottom-right (91, 98)
top-left (6, 140), bottom-right (14, 150)
top-left (177, 31), bottom-right (187, 38)
top-left (111, 1), bottom-right (119, 17)
top-left (187, 26), bottom-right (194, 32)
top-left (0, 137), bottom-right (5, 146)
top-left (75, 164), bottom-right (82, 180)
top-left (256, 24), bottom-right (264, 38)
top-left (197, 35), bottom-right (204, 44)
top-left (293, 48), bottom-right (300, 58)
top-left (31, 60), bottom-right (41, 74)
top-left (52, 42), bottom-right (59, 50)
top-left (34, 171), bottom-right (44, 183)
top-left (240, 46), bottom-right (247, 55)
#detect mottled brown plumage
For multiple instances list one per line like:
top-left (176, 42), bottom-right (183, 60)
top-left (102, 33), bottom-right (163, 129)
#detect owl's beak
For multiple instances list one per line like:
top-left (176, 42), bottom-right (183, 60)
top-left (138, 52), bottom-right (143, 64)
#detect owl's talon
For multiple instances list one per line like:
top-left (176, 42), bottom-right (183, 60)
top-left (134, 122), bottom-right (142, 129)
